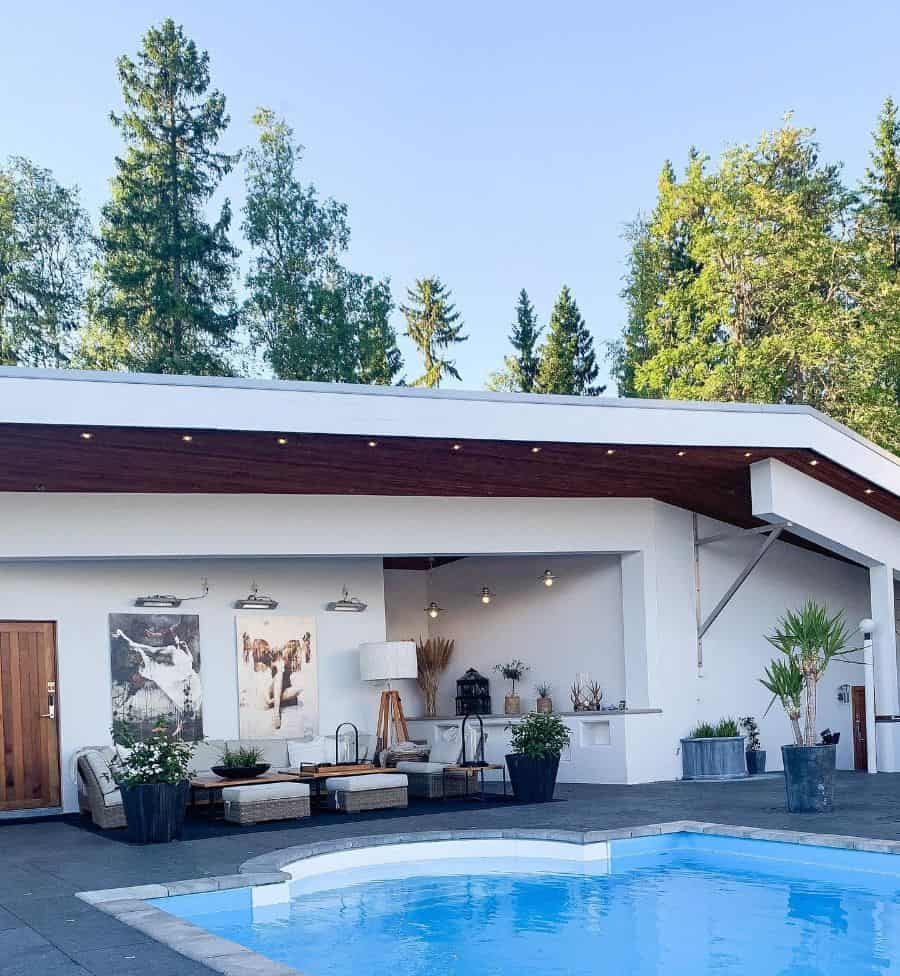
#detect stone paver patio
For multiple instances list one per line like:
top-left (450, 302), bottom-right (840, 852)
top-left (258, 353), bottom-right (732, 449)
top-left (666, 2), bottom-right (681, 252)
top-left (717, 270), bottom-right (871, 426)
top-left (2, 772), bottom-right (900, 976)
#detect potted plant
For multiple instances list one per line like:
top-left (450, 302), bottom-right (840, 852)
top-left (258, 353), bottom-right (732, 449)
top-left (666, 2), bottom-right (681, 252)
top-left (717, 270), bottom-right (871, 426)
top-left (112, 725), bottom-right (192, 844)
top-left (494, 659), bottom-right (529, 715)
top-left (416, 636), bottom-right (454, 717)
top-left (740, 715), bottom-right (766, 775)
top-left (506, 712), bottom-right (570, 802)
top-left (680, 717), bottom-right (747, 780)
top-left (761, 600), bottom-right (852, 813)
top-left (211, 745), bottom-right (269, 780)
top-left (535, 681), bottom-right (553, 714)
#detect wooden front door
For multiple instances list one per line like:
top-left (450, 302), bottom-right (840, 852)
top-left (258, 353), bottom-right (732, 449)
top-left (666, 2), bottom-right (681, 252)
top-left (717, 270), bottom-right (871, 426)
top-left (851, 685), bottom-right (868, 772)
top-left (0, 622), bottom-right (60, 810)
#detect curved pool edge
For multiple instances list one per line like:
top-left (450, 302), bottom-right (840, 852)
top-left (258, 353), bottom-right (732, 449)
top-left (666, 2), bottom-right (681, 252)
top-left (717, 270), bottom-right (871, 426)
top-left (74, 820), bottom-right (900, 976)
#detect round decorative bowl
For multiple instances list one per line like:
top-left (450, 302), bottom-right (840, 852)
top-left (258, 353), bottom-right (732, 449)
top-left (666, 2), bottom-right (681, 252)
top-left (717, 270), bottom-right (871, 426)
top-left (211, 763), bottom-right (271, 780)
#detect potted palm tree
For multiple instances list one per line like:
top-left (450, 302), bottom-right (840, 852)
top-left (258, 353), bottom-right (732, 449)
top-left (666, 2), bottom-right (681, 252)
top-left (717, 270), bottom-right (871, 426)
top-left (761, 600), bottom-right (853, 812)
top-left (112, 725), bottom-right (193, 843)
top-left (506, 712), bottom-right (570, 802)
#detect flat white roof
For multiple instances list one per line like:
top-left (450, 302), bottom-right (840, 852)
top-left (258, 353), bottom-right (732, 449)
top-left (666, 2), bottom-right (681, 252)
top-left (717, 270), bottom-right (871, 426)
top-left (0, 366), bottom-right (897, 497)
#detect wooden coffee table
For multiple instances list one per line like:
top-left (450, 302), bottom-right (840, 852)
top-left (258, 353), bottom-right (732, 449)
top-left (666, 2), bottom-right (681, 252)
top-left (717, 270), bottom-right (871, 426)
top-left (190, 773), bottom-right (300, 818)
top-left (279, 763), bottom-right (382, 804)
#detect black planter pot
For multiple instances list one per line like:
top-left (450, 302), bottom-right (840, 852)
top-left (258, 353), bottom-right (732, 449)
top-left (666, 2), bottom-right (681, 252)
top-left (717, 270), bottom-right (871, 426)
top-left (680, 736), bottom-right (747, 780)
top-left (505, 753), bottom-right (560, 803)
top-left (211, 763), bottom-right (270, 780)
top-left (121, 781), bottom-right (189, 844)
top-left (746, 749), bottom-right (767, 775)
top-left (781, 744), bottom-right (836, 813)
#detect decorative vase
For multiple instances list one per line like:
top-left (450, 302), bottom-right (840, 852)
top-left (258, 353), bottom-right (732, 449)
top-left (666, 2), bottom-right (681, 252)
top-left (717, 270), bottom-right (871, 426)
top-left (506, 753), bottom-right (561, 803)
top-left (746, 749), bottom-right (767, 775)
top-left (504, 694), bottom-right (521, 716)
top-left (424, 685), bottom-right (438, 718)
top-left (121, 780), bottom-right (189, 844)
top-left (782, 744), bottom-right (835, 812)
top-left (536, 697), bottom-right (553, 714)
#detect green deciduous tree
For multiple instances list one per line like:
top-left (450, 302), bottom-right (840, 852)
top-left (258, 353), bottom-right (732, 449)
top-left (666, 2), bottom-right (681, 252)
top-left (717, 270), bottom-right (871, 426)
top-left (0, 158), bottom-right (91, 367)
top-left (242, 109), bottom-right (401, 384)
top-left (86, 18), bottom-right (239, 375)
top-left (401, 276), bottom-right (467, 387)
top-left (487, 289), bottom-right (543, 393)
top-left (535, 285), bottom-right (604, 395)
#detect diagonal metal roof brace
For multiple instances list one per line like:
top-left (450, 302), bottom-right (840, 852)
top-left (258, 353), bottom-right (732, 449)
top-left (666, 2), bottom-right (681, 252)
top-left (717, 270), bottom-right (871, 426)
top-left (693, 514), bottom-right (788, 669)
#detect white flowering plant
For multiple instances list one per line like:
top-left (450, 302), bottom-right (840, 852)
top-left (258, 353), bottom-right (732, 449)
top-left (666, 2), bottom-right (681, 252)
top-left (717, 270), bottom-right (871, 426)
top-left (112, 725), bottom-right (193, 788)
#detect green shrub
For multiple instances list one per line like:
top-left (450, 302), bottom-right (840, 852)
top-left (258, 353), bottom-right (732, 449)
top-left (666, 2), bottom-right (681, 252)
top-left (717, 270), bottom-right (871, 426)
top-left (715, 717), bottom-right (740, 737)
top-left (508, 712), bottom-right (570, 758)
top-left (689, 718), bottom-right (740, 737)
top-left (689, 721), bottom-right (718, 738)
top-left (220, 745), bottom-right (265, 768)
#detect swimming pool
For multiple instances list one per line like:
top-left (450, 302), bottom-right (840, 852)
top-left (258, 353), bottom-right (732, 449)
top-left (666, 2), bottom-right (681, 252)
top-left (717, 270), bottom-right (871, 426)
top-left (150, 832), bottom-right (900, 975)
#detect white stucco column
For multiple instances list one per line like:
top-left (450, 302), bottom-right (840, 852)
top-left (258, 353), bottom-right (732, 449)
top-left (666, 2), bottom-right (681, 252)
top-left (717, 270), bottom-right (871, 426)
top-left (870, 564), bottom-right (900, 772)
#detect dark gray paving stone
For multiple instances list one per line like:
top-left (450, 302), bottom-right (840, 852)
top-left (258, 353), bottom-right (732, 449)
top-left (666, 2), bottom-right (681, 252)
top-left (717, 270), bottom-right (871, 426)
top-left (24, 912), bottom-right (151, 953)
top-left (70, 942), bottom-right (214, 976)
top-left (0, 926), bottom-right (52, 952)
top-left (0, 906), bottom-right (22, 933)
top-left (0, 943), bottom-right (92, 976)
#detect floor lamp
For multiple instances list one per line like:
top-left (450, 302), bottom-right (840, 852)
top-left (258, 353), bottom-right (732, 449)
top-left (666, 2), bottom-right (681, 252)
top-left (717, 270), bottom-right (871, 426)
top-left (359, 641), bottom-right (418, 754)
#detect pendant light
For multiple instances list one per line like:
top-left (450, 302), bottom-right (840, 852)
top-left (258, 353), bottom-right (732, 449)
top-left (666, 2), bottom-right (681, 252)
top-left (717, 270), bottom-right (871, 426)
top-left (234, 581), bottom-right (279, 610)
top-left (326, 585), bottom-right (368, 613)
top-left (538, 568), bottom-right (558, 588)
top-left (479, 586), bottom-right (495, 605)
top-left (423, 557), bottom-right (446, 619)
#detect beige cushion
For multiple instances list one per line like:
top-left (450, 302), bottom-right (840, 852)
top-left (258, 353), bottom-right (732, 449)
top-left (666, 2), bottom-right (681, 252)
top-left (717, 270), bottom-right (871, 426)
top-left (326, 773), bottom-right (407, 792)
top-left (103, 789), bottom-right (123, 808)
top-left (83, 749), bottom-right (117, 795)
top-left (287, 738), bottom-right (328, 767)
top-left (228, 739), bottom-right (290, 769)
top-left (221, 782), bottom-right (310, 803)
top-left (191, 739), bottom-right (226, 772)
top-left (395, 761), bottom-right (449, 774)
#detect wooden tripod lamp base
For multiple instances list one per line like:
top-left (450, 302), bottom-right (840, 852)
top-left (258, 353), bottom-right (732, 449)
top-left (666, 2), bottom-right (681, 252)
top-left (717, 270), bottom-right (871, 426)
top-left (375, 689), bottom-right (410, 754)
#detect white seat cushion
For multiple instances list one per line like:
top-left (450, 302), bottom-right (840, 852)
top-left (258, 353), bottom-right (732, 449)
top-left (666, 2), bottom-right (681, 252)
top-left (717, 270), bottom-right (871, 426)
top-left (395, 761), bottom-right (450, 774)
top-left (288, 737), bottom-right (328, 767)
top-left (429, 734), bottom-right (462, 765)
top-left (83, 749), bottom-right (118, 795)
top-left (221, 782), bottom-right (310, 802)
top-left (325, 773), bottom-right (407, 792)
top-left (103, 789), bottom-right (123, 808)
top-left (191, 740), bottom-right (226, 773)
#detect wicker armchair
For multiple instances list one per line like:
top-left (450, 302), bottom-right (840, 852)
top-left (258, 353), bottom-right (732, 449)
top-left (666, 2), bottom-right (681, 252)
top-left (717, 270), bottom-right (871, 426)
top-left (77, 751), bottom-right (127, 829)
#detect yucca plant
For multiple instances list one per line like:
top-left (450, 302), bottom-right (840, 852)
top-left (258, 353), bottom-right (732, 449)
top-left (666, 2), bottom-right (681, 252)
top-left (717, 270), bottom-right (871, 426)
top-left (762, 601), bottom-right (853, 746)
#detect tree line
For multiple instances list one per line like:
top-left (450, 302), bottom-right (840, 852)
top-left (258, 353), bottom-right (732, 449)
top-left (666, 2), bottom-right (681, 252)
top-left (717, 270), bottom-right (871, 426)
top-left (1, 18), bottom-right (898, 453)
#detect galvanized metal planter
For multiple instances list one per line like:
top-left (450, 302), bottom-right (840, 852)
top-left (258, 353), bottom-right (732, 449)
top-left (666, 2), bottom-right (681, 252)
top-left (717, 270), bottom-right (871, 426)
top-left (680, 736), bottom-right (747, 780)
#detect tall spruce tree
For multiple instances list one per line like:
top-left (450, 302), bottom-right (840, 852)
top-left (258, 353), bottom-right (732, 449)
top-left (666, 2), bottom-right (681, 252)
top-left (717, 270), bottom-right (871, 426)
top-left (0, 158), bottom-right (91, 367)
top-left (242, 109), bottom-right (402, 384)
top-left (401, 277), bottom-right (467, 387)
top-left (87, 19), bottom-right (239, 375)
top-left (487, 289), bottom-right (543, 392)
top-left (535, 285), bottom-right (604, 395)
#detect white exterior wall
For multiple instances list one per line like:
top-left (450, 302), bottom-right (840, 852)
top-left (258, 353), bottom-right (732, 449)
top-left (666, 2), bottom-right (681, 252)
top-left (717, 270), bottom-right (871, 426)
top-left (0, 557), bottom-right (389, 812)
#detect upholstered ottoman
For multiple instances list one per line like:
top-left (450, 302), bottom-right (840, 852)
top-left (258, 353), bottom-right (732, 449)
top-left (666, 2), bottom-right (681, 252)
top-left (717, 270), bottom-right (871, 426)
top-left (325, 773), bottom-right (408, 813)
top-left (222, 781), bottom-right (311, 825)
top-left (394, 761), bottom-right (469, 799)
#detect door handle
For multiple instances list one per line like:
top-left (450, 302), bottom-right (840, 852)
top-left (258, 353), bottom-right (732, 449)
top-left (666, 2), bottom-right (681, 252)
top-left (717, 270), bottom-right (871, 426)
top-left (40, 680), bottom-right (56, 719)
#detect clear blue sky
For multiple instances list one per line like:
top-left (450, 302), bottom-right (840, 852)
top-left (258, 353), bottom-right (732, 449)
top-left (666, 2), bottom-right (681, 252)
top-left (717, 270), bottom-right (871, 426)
top-left (3, 1), bottom-right (899, 389)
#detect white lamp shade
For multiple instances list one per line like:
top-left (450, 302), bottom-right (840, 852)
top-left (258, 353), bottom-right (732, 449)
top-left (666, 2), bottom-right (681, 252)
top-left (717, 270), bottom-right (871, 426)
top-left (359, 641), bottom-right (418, 682)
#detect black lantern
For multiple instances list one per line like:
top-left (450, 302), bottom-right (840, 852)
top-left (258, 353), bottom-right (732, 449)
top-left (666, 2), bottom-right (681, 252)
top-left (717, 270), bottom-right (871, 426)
top-left (455, 668), bottom-right (491, 716)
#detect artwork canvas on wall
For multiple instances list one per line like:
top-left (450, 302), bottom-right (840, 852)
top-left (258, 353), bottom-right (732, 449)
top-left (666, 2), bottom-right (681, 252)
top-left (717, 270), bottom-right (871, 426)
top-left (237, 615), bottom-right (318, 739)
top-left (109, 613), bottom-right (203, 742)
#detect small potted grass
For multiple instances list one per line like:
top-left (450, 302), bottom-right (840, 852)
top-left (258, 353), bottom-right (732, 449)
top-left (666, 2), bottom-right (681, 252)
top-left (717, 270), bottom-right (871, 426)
top-left (680, 717), bottom-right (747, 780)
top-left (506, 712), bottom-right (570, 802)
top-left (212, 745), bottom-right (269, 780)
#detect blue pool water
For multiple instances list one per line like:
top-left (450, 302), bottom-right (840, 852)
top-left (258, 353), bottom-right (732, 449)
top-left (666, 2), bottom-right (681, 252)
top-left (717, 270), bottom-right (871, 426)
top-left (152, 834), bottom-right (900, 975)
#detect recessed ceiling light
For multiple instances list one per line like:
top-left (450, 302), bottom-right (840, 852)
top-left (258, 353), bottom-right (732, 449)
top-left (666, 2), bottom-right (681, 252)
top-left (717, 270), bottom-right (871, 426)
top-left (744, 452), bottom-right (753, 458)
top-left (367, 440), bottom-right (378, 448)
top-left (181, 434), bottom-right (193, 443)
top-left (80, 432), bottom-right (93, 440)
top-left (865, 488), bottom-right (874, 495)
top-left (452, 443), bottom-right (462, 451)
top-left (676, 450), bottom-right (686, 457)
top-left (531, 446), bottom-right (542, 454)
top-left (809, 459), bottom-right (818, 467)
top-left (606, 448), bottom-right (616, 456)
top-left (277, 436), bottom-right (288, 445)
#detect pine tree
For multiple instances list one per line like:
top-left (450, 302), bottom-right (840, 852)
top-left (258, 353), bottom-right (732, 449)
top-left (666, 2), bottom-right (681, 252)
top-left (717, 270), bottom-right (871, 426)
top-left (0, 158), bottom-right (91, 367)
top-left (87, 19), bottom-right (239, 375)
top-left (535, 285), bottom-right (603, 395)
top-left (401, 277), bottom-right (467, 387)
top-left (242, 109), bottom-right (401, 384)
